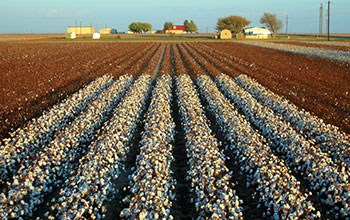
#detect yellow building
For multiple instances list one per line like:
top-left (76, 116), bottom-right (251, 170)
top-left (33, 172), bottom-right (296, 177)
top-left (99, 28), bottom-right (112, 34)
top-left (67, 26), bottom-right (94, 35)
top-left (219, 29), bottom-right (232, 39)
top-left (243, 27), bottom-right (271, 39)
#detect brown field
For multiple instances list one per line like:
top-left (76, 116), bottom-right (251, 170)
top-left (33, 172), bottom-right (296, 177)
top-left (0, 42), bottom-right (159, 137)
top-left (0, 34), bottom-right (65, 42)
top-left (1, 40), bottom-right (349, 219)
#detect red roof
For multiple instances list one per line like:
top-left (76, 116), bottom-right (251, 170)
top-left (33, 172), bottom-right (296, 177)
top-left (169, 25), bottom-right (186, 31)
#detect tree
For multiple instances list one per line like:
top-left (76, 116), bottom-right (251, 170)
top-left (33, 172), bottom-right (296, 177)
top-left (184, 20), bottom-right (198, 33)
top-left (260, 13), bottom-right (282, 37)
top-left (128, 22), bottom-right (143, 33)
top-left (163, 21), bottom-right (173, 31)
top-left (216, 15), bottom-right (250, 34)
top-left (184, 20), bottom-right (189, 27)
top-left (141, 23), bottom-right (152, 33)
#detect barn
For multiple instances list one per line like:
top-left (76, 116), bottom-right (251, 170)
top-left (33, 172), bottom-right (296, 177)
top-left (219, 29), bottom-right (232, 39)
top-left (67, 26), bottom-right (94, 35)
top-left (166, 25), bottom-right (186, 34)
top-left (99, 28), bottom-right (112, 34)
top-left (243, 27), bottom-right (271, 39)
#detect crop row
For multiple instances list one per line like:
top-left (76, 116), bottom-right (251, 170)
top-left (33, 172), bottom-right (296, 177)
top-left (0, 74), bottom-right (134, 219)
top-left (176, 74), bottom-right (243, 219)
top-left (179, 40), bottom-right (350, 218)
top-left (121, 75), bottom-right (175, 219)
top-left (216, 73), bottom-right (350, 218)
top-left (0, 41), bottom-right (156, 177)
top-left (234, 74), bottom-right (350, 169)
top-left (0, 43), bottom-right (165, 219)
top-left (0, 43), bottom-right (159, 183)
top-left (1, 42), bottom-right (149, 138)
top-left (0, 74), bottom-right (114, 181)
top-left (47, 74), bottom-right (153, 220)
top-left (196, 74), bottom-right (320, 219)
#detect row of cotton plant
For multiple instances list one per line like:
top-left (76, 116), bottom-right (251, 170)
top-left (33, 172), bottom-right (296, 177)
top-left (196, 74), bottom-right (319, 219)
top-left (0, 74), bottom-right (134, 219)
top-left (121, 75), bottom-right (176, 219)
top-left (176, 74), bottom-right (243, 220)
top-left (216, 73), bottom-right (350, 218)
top-left (45, 74), bottom-right (153, 220)
top-left (234, 74), bottom-right (350, 169)
top-left (0, 75), bottom-right (114, 180)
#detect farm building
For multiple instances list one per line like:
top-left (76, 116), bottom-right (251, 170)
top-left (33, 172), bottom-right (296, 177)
top-left (100, 28), bottom-right (117, 34)
top-left (219, 29), bottom-right (232, 39)
top-left (99, 28), bottom-right (112, 34)
top-left (243, 27), bottom-right (271, 39)
top-left (166, 25), bottom-right (186, 34)
top-left (65, 32), bottom-right (76, 39)
top-left (67, 26), bottom-right (94, 35)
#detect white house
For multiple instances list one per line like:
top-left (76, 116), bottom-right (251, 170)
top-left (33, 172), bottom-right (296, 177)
top-left (243, 27), bottom-right (272, 39)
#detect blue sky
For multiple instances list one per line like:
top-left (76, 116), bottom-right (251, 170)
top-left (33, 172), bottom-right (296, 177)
top-left (1, 0), bottom-right (349, 33)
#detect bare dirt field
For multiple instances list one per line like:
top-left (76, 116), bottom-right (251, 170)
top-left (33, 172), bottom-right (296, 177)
top-left (197, 42), bottom-right (350, 134)
top-left (0, 42), bottom-right (156, 138)
top-left (0, 34), bottom-right (65, 42)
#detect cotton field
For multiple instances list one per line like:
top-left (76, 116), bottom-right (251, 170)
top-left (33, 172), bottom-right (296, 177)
top-left (0, 42), bottom-right (349, 219)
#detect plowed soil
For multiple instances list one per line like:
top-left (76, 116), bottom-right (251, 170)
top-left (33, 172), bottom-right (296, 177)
top-left (0, 42), bottom-right (151, 138)
top-left (1, 41), bottom-right (349, 138)
top-left (197, 42), bottom-right (350, 134)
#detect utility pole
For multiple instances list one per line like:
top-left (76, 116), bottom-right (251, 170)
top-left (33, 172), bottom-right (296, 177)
top-left (286, 14), bottom-right (288, 37)
top-left (327, 1), bottom-right (330, 41)
top-left (319, 3), bottom-right (323, 34)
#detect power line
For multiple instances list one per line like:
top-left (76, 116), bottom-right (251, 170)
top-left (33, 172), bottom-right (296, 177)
top-left (327, 1), bottom-right (330, 41)
top-left (286, 14), bottom-right (288, 36)
top-left (319, 3), bottom-right (323, 34)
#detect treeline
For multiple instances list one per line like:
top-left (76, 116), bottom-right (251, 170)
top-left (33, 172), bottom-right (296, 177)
top-left (216, 13), bottom-right (283, 35)
top-left (128, 20), bottom-right (198, 33)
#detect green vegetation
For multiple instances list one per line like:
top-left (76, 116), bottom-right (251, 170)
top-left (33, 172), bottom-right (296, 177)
top-left (141, 23), bottom-right (152, 33)
top-left (163, 21), bottom-right (173, 31)
top-left (216, 15), bottom-right (250, 34)
top-left (128, 22), bottom-right (152, 33)
top-left (184, 20), bottom-right (198, 33)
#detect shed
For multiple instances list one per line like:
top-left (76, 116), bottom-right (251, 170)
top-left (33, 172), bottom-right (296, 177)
top-left (67, 26), bottom-right (94, 35)
top-left (92, 33), bottom-right (101, 39)
top-left (65, 32), bottom-right (76, 39)
top-left (243, 27), bottom-right (271, 39)
top-left (219, 30), bottom-right (232, 39)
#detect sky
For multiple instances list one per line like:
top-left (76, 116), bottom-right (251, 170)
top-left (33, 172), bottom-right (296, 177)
top-left (1, 0), bottom-right (349, 34)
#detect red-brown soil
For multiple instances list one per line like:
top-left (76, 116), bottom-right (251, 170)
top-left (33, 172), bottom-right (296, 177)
top-left (0, 34), bottom-right (65, 42)
top-left (0, 42), bottom-right (155, 138)
top-left (190, 42), bottom-right (350, 134)
top-left (271, 41), bottom-right (350, 51)
top-left (1, 41), bottom-right (349, 138)
top-left (158, 45), bottom-right (172, 76)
